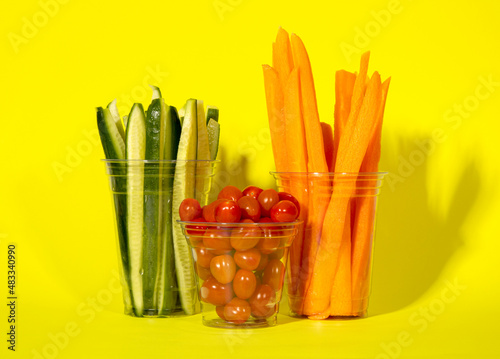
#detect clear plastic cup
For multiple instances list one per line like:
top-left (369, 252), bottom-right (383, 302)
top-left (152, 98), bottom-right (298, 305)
top-left (178, 220), bottom-right (302, 328)
top-left (103, 159), bottom-right (217, 317)
top-left (272, 172), bottom-right (387, 318)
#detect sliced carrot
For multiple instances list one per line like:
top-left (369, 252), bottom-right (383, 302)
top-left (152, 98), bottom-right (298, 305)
top-left (333, 70), bottom-right (356, 169)
top-left (329, 200), bottom-right (352, 316)
top-left (273, 27), bottom-right (294, 92)
top-left (303, 71), bottom-right (382, 316)
top-left (321, 122), bottom-right (334, 172)
top-left (262, 64), bottom-right (288, 172)
top-left (290, 33), bottom-right (330, 315)
top-left (351, 77), bottom-right (391, 315)
top-left (283, 67), bottom-right (309, 313)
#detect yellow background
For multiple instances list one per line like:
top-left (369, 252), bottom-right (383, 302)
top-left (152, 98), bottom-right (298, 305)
top-left (1, 0), bottom-right (499, 358)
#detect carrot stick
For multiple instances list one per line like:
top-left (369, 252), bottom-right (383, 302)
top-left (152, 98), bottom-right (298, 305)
top-left (351, 77), bottom-right (390, 315)
top-left (290, 33), bottom-right (330, 315)
top-left (283, 67), bottom-right (309, 313)
top-left (273, 27), bottom-right (294, 92)
top-left (329, 200), bottom-right (352, 316)
top-left (304, 71), bottom-right (382, 317)
top-left (321, 122), bottom-right (334, 172)
top-left (333, 70), bottom-right (356, 169)
top-left (262, 64), bottom-right (288, 172)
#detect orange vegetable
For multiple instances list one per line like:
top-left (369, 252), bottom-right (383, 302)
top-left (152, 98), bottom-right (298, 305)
top-left (304, 70), bottom-right (382, 316)
top-left (262, 64), bottom-right (288, 172)
top-left (273, 27), bottom-right (294, 92)
top-left (321, 122), bottom-right (334, 172)
top-left (333, 70), bottom-right (356, 168)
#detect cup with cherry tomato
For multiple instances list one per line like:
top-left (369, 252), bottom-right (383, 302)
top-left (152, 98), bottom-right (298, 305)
top-left (178, 185), bottom-right (302, 328)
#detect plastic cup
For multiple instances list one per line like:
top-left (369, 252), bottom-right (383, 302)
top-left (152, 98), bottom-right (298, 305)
top-left (103, 159), bottom-right (217, 317)
top-left (272, 172), bottom-right (387, 318)
top-left (178, 220), bottom-right (302, 328)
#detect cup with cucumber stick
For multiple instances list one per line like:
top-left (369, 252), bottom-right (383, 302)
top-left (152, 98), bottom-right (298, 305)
top-left (98, 89), bottom-right (220, 317)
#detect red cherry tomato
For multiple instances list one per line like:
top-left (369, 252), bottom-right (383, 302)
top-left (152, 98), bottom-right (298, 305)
top-left (203, 228), bottom-right (232, 252)
top-left (256, 253), bottom-right (269, 272)
top-left (230, 219), bottom-right (262, 251)
top-left (179, 198), bottom-right (202, 221)
top-left (233, 248), bottom-right (262, 271)
top-left (216, 305), bottom-right (227, 320)
top-left (217, 185), bottom-right (243, 202)
top-left (237, 196), bottom-right (261, 222)
top-left (202, 199), bottom-right (224, 222)
top-left (242, 186), bottom-right (263, 200)
top-left (270, 200), bottom-right (299, 222)
top-left (278, 192), bottom-right (301, 216)
top-left (249, 284), bottom-right (276, 318)
top-left (224, 298), bottom-right (251, 324)
top-left (210, 254), bottom-right (236, 284)
top-left (194, 247), bottom-right (214, 268)
top-left (200, 276), bottom-right (234, 306)
top-left (233, 269), bottom-right (257, 300)
top-left (186, 217), bottom-right (207, 238)
top-left (257, 189), bottom-right (280, 217)
top-left (215, 200), bottom-right (241, 223)
top-left (262, 259), bottom-right (285, 291)
top-left (195, 264), bottom-right (211, 280)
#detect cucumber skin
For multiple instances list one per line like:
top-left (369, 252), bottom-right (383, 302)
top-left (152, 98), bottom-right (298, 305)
top-left (143, 99), bottom-right (163, 311)
top-left (97, 107), bottom-right (125, 160)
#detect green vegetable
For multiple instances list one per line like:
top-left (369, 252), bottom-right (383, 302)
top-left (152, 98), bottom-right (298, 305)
top-left (206, 106), bottom-right (219, 124)
top-left (207, 119), bottom-right (220, 161)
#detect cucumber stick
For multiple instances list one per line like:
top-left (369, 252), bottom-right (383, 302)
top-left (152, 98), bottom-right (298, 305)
top-left (125, 103), bottom-right (146, 316)
top-left (206, 106), bottom-right (219, 124)
top-left (172, 99), bottom-right (199, 315)
top-left (107, 99), bottom-right (126, 141)
top-left (97, 107), bottom-right (125, 160)
top-left (207, 119), bottom-right (220, 161)
top-left (195, 100), bottom-right (211, 200)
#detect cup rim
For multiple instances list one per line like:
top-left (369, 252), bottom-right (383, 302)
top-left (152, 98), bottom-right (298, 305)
top-left (177, 219), bottom-right (303, 227)
top-left (270, 171), bottom-right (388, 176)
top-left (102, 159), bottom-right (220, 163)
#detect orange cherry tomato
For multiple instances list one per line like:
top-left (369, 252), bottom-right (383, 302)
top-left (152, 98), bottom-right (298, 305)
top-left (262, 259), bottom-right (285, 291)
top-left (257, 189), bottom-right (280, 217)
top-left (233, 248), bottom-right (262, 271)
top-left (256, 253), bottom-right (269, 272)
top-left (216, 305), bottom-right (226, 320)
top-left (224, 298), bottom-right (251, 324)
top-left (237, 196), bottom-right (261, 222)
top-left (203, 228), bottom-right (232, 252)
top-left (196, 264), bottom-right (211, 280)
top-left (200, 276), bottom-right (234, 306)
top-left (257, 217), bottom-right (281, 254)
top-left (269, 247), bottom-right (285, 260)
top-left (230, 219), bottom-right (262, 251)
top-left (210, 254), bottom-right (236, 284)
top-left (233, 269), bottom-right (257, 300)
top-left (194, 247), bottom-right (214, 268)
top-left (249, 284), bottom-right (276, 318)
top-left (217, 185), bottom-right (243, 202)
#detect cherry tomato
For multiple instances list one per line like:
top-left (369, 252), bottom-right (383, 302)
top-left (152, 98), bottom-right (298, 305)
top-left (269, 247), bottom-right (285, 260)
top-left (233, 248), bottom-right (262, 271)
top-left (202, 199), bottom-right (224, 222)
top-left (196, 264), bottom-right (211, 280)
top-left (257, 189), bottom-right (280, 217)
top-left (215, 200), bottom-right (241, 223)
top-left (242, 186), bottom-right (263, 200)
top-left (278, 192), bottom-right (301, 216)
top-left (216, 305), bottom-right (227, 320)
top-left (203, 228), bottom-right (232, 253)
top-left (186, 217), bottom-right (207, 238)
top-left (237, 196), bottom-right (261, 222)
top-left (249, 284), bottom-right (276, 318)
top-left (270, 200), bottom-right (299, 222)
top-left (179, 198), bottom-right (202, 221)
top-left (256, 253), bottom-right (269, 272)
top-left (210, 254), bottom-right (236, 284)
top-left (262, 259), bottom-right (285, 291)
top-left (194, 247), bottom-right (214, 268)
top-left (230, 219), bottom-right (262, 251)
top-left (224, 298), bottom-right (251, 324)
top-left (200, 276), bottom-right (234, 306)
top-left (257, 218), bottom-right (281, 254)
top-left (218, 185), bottom-right (243, 202)
top-left (233, 269), bottom-right (257, 299)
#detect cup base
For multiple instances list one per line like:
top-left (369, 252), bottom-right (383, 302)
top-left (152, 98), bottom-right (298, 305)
top-left (202, 315), bottom-right (277, 328)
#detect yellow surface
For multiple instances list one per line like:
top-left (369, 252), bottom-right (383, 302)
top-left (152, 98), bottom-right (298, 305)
top-left (1, 0), bottom-right (499, 358)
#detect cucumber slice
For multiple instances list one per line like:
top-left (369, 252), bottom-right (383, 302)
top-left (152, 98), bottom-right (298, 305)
top-left (97, 107), bottom-right (125, 160)
top-left (172, 99), bottom-right (199, 315)
top-left (207, 119), bottom-right (220, 161)
top-left (157, 104), bottom-right (182, 315)
top-left (143, 98), bottom-right (163, 312)
top-left (178, 104), bottom-right (186, 126)
top-left (107, 99), bottom-right (126, 140)
top-left (206, 106), bottom-right (219, 124)
top-left (123, 115), bottom-right (129, 129)
top-left (125, 103), bottom-right (146, 316)
top-left (195, 100), bottom-right (211, 199)
top-left (149, 85), bottom-right (162, 100)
